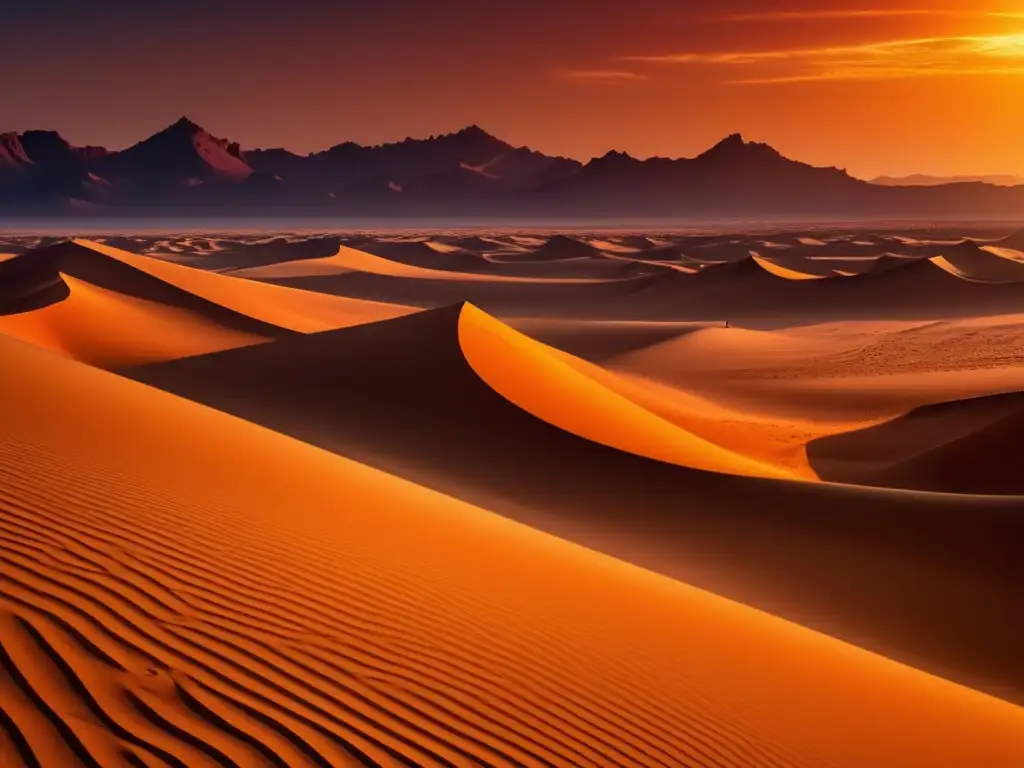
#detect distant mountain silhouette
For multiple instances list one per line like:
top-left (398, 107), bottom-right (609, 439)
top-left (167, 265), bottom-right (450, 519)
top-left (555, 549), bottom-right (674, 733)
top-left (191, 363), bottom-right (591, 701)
top-left (1, 118), bottom-right (1022, 220)
top-left (96, 117), bottom-right (253, 187)
top-left (20, 131), bottom-right (109, 168)
top-left (247, 124), bottom-right (581, 199)
top-left (538, 133), bottom-right (869, 216)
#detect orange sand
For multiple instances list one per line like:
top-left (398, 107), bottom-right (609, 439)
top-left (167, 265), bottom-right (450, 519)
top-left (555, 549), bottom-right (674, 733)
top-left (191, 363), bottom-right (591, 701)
top-left (2, 230), bottom-right (1024, 767)
top-left (2, 332), bottom-right (1024, 766)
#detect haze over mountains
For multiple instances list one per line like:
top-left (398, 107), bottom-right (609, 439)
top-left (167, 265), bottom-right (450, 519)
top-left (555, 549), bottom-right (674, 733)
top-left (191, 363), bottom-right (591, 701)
top-left (1, 117), bottom-right (1023, 220)
top-left (871, 174), bottom-right (1024, 188)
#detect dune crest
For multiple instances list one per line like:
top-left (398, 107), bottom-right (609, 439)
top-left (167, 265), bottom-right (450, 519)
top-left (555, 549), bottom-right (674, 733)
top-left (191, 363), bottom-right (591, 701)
top-left (750, 254), bottom-right (821, 280)
top-left (457, 304), bottom-right (793, 479)
top-left (73, 239), bottom-right (412, 332)
top-left (0, 274), bottom-right (269, 368)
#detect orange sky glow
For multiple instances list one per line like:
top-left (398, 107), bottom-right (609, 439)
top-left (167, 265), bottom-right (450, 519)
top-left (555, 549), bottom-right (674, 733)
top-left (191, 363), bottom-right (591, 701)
top-left (2, 0), bottom-right (1022, 178)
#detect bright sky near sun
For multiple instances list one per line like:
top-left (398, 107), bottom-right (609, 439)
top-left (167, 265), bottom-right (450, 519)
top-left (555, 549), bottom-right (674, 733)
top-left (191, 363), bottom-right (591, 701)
top-left (2, 0), bottom-right (1022, 177)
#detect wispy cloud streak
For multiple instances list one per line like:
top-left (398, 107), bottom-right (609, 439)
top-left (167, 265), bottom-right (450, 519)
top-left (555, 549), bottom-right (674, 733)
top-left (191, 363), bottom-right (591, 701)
top-left (557, 70), bottom-right (649, 83)
top-left (625, 34), bottom-right (1024, 82)
top-left (716, 9), bottom-right (1024, 22)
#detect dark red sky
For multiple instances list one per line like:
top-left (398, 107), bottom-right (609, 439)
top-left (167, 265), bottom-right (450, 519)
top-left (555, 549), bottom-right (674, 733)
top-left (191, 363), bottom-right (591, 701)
top-left (4, 0), bottom-right (1023, 177)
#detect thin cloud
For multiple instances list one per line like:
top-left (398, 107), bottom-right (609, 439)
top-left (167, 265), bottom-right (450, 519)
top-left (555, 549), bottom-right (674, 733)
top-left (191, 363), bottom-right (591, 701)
top-left (557, 70), bottom-right (649, 83)
top-left (720, 10), bottom-right (948, 21)
top-left (716, 9), bottom-right (1024, 22)
top-left (625, 34), bottom-right (1024, 82)
top-left (734, 65), bottom-right (1024, 84)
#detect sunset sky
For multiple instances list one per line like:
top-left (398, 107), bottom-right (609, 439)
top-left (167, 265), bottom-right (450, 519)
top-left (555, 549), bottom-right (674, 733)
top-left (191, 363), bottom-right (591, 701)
top-left (4, 0), bottom-right (1023, 178)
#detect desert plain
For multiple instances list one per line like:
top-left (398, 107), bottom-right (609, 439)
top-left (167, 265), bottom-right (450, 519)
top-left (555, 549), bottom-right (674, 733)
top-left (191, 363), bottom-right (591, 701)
top-left (1, 226), bottom-right (1023, 766)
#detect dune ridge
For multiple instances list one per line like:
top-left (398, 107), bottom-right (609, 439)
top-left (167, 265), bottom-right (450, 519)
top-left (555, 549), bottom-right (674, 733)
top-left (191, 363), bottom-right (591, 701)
top-left (73, 239), bottom-right (413, 333)
top-left (615, 253), bottom-right (1024, 320)
top-left (458, 304), bottom-right (793, 479)
top-left (0, 242), bottom-right (290, 366)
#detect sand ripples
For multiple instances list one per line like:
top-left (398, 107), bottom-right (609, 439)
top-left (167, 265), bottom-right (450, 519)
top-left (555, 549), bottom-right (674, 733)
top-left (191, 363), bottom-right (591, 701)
top-left (0, 424), bottom-right (817, 768)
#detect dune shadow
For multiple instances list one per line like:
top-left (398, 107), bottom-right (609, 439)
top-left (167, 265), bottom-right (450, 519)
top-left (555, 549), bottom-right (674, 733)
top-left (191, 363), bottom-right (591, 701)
top-left (0, 248), bottom-right (71, 315)
top-left (129, 304), bottom-right (1024, 706)
top-left (809, 391), bottom-right (1024, 495)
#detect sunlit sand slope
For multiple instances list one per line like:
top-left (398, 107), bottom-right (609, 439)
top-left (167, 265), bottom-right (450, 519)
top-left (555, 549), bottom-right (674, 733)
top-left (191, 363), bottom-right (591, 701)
top-left (234, 250), bottom-right (657, 316)
top-left (74, 239), bottom-right (412, 332)
top-left (458, 305), bottom-right (791, 479)
top-left (2, 333), bottom-right (1024, 767)
top-left (132, 305), bottom-right (1024, 706)
top-left (608, 315), bottom-right (1024, 422)
top-left (0, 242), bottom-right (285, 367)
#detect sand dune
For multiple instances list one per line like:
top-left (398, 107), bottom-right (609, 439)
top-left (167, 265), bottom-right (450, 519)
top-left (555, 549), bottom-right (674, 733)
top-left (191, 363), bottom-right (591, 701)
top-left (460, 305), bottom-right (793, 479)
top-left (130, 304), bottom-right (1024, 706)
top-left (633, 245), bottom-right (690, 262)
top-left (72, 239), bottom-right (412, 332)
top-left (358, 239), bottom-right (489, 272)
top-left (4, 227), bottom-right (1024, 766)
top-left (995, 229), bottom-right (1024, 250)
top-left (608, 315), bottom-right (1024, 421)
top-left (234, 243), bottom-right (646, 285)
top-left (0, 242), bottom-right (286, 366)
top-left (749, 254), bottom-right (821, 280)
top-left (173, 236), bottom-right (344, 271)
top-left (616, 252), bottom-right (1024, 321)
top-left (985, 245), bottom-right (1024, 262)
top-left (515, 235), bottom-right (603, 261)
top-left (435, 234), bottom-right (507, 252)
top-left (0, 274), bottom-right (270, 368)
top-left (0, 245), bottom-right (68, 313)
top-left (584, 238), bottom-right (641, 254)
top-left (932, 242), bottom-right (1024, 283)
top-left (867, 253), bottom-right (921, 273)
top-left (5, 332), bottom-right (1024, 765)
top-left (811, 392), bottom-right (1024, 494)
top-left (236, 248), bottom-right (657, 315)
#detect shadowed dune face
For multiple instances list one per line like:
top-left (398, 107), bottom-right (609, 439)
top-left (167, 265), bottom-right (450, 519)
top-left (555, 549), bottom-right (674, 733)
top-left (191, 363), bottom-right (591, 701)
top-left (613, 254), bottom-right (1024, 322)
top-left (166, 235), bottom-right (345, 271)
top-left (0, 247), bottom-right (69, 314)
top-left (810, 392), bottom-right (1024, 495)
top-left (130, 303), bottom-right (1024, 707)
top-left (4, 227), bottom-right (1024, 766)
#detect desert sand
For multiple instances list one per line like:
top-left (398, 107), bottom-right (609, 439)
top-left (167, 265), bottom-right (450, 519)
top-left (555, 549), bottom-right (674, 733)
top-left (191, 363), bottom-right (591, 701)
top-left (1, 229), bottom-right (1024, 766)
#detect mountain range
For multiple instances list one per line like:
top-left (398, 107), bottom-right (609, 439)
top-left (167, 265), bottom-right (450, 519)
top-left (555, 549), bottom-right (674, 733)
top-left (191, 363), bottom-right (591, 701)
top-left (1, 117), bottom-right (1022, 220)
